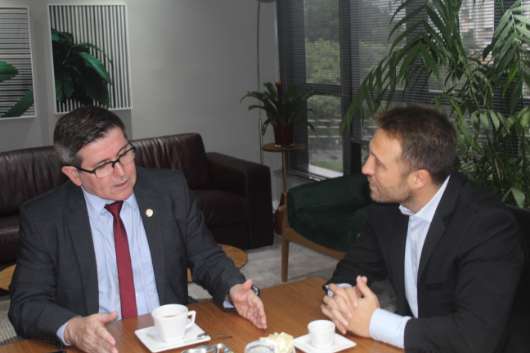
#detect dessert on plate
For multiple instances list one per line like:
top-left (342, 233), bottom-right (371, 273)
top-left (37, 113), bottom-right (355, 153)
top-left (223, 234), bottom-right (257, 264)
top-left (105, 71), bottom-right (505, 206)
top-left (244, 332), bottom-right (295, 353)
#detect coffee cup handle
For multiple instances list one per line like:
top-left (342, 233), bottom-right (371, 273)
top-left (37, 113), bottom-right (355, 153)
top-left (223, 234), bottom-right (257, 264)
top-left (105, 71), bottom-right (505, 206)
top-left (186, 310), bottom-right (196, 329)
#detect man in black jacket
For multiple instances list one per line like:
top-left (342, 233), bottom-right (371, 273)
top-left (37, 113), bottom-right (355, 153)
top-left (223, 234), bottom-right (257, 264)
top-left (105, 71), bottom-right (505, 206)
top-left (321, 106), bottom-right (523, 353)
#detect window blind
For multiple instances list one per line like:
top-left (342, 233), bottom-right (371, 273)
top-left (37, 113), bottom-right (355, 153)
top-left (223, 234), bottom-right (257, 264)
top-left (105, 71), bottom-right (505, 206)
top-left (49, 4), bottom-right (131, 113)
top-left (0, 7), bottom-right (35, 118)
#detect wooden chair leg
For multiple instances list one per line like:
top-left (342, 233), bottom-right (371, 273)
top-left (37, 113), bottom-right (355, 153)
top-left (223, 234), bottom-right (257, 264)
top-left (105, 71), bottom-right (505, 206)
top-left (281, 236), bottom-right (289, 282)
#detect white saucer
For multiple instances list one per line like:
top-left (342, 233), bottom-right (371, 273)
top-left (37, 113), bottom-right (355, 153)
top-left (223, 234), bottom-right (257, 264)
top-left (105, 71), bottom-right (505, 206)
top-left (293, 333), bottom-right (356, 353)
top-left (135, 323), bottom-right (211, 353)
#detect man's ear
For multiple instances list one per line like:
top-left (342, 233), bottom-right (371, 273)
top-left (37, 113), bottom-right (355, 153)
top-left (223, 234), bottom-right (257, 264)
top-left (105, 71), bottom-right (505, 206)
top-left (61, 166), bottom-right (82, 187)
top-left (409, 169), bottom-right (431, 191)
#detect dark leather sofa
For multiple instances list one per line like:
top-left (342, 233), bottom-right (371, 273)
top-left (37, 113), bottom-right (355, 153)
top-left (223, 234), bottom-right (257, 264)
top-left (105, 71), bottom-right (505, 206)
top-left (0, 133), bottom-right (273, 268)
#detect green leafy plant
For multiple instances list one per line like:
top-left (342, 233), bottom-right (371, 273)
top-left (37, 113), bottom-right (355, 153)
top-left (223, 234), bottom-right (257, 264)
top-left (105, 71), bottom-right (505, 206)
top-left (52, 29), bottom-right (112, 106)
top-left (344, 0), bottom-right (530, 208)
top-left (242, 81), bottom-right (314, 135)
top-left (0, 60), bottom-right (34, 118)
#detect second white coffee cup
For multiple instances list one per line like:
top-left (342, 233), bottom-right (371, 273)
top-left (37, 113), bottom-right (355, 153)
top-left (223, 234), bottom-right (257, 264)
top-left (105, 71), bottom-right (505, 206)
top-left (151, 304), bottom-right (196, 342)
top-left (307, 319), bottom-right (335, 348)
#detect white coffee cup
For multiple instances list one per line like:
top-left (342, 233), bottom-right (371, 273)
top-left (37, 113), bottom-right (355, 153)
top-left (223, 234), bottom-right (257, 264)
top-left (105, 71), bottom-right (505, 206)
top-left (307, 319), bottom-right (335, 349)
top-left (151, 304), bottom-right (196, 342)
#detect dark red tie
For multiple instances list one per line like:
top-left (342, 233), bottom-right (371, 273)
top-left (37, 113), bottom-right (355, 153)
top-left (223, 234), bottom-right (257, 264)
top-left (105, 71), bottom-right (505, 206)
top-left (105, 201), bottom-right (137, 319)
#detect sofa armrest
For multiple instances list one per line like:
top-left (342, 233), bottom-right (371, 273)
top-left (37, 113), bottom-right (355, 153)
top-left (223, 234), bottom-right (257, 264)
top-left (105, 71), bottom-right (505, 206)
top-left (206, 153), bottom-right (269, 196)
top-left (206, 152), bottom-right (273, 248)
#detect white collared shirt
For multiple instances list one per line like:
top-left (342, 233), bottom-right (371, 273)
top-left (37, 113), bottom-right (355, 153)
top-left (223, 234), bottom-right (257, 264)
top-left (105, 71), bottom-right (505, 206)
top-left (369, 176), bottom-right (450, 348)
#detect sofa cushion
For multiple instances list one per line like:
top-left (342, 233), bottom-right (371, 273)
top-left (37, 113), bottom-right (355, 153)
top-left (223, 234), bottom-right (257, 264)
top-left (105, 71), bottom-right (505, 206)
top-left (0, 146), bottom-right (65, 215)
top-left (194, 190), bottom-right (247, 226)
top-left (132, 134), bottom-right (209, 189)
top-left (290, 205), bottom-right (369, 253)
top-left (0, 215), bottom-right (19, 265)
top-left (287, 175), bottom-right (371, 253)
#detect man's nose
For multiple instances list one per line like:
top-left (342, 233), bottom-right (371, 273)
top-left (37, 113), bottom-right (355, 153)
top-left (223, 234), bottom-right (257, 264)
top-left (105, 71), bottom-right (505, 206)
top-left (361, 156), bottom-right (373, 176)
top-left (113, 161), bottom-right (126, 176)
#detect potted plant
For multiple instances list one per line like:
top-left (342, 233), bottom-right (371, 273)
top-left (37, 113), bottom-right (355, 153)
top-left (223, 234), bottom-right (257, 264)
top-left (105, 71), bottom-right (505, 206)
top-left (242, 81), bottom-right (314, 146)
top-left (344, 0), bottom-right (530, 209)
top-left (51, 29), bottom-right (112, 107)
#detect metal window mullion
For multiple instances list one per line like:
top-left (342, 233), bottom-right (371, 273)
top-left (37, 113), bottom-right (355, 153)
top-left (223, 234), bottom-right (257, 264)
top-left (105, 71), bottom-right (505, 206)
top-left (290, 0), bottom-right (310, 172)
top-left (339, 0), bottom-right (354, 174)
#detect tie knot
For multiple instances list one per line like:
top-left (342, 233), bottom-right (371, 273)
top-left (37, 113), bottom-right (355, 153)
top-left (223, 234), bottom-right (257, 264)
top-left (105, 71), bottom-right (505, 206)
top-left (105, 201), bottom-right (123, 217)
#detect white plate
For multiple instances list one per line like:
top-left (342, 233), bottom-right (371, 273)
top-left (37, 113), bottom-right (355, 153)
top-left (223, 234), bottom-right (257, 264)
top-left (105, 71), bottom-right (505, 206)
top-left (135, 322), bottom-right (211, 353)
top-left (294, 333), bottom-right (356, 353)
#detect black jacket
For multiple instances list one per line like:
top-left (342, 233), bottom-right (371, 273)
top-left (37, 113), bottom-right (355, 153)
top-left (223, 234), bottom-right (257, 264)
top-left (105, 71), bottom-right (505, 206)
top-left (331, 173), bottom-right (524, 353)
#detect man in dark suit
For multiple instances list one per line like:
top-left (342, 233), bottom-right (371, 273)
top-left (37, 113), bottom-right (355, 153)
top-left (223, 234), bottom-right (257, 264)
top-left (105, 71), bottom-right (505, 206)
top-left (321, 106), bottom-right (523, 353)
top-left (9, 107), bottom-right (266, 353)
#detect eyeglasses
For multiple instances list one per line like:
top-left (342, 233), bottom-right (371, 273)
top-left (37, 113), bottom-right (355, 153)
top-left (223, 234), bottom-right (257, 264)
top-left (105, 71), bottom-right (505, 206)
top-left (75, 145), bottom-right (136, 178)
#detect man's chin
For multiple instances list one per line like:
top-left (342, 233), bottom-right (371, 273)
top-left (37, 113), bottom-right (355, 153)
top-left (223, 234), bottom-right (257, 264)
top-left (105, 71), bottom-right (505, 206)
top-left (369, 191), bottom-right (390, 204)
top-left (111, 184), bottom-right (134, 200)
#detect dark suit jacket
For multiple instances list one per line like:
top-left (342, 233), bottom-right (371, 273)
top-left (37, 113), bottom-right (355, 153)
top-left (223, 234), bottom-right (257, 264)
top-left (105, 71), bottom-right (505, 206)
top-left (8, 167), bottom-right (245, 341)
top-left (331, 173), bottom-right (523, 353)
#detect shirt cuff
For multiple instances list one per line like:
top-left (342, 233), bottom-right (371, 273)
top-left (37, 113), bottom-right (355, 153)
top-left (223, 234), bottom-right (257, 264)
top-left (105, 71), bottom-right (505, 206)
top-left (369, 308), bottom-right (410, 349)
top-left (324, 282), bottom-right (353, 296)
top-left (56, 322), bottom-right (71, 346)
top-left (336, 283), bottom-right (353, 288)
top-left (222, 298), bottom-right (235, 309)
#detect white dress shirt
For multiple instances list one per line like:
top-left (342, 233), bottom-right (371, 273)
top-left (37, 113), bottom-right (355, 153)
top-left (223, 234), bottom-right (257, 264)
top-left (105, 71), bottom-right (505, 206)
top-left (369, 176), bottom-right (449, 348)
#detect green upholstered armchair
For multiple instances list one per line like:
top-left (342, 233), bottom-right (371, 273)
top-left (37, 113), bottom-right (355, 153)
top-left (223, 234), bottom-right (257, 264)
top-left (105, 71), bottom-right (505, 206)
top-left (280, 174), bottom-right (371, 281)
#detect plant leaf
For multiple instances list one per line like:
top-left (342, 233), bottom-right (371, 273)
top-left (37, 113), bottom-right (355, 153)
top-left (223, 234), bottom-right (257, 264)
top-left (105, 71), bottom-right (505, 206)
top-left (79, 51), bottom-right (111, 82)
top-left (0, 60), bottom-right (18, 82)
top-left (509, 187), bottom-right (526, 208)
top-left (2, 90), bottom-right (34, 117)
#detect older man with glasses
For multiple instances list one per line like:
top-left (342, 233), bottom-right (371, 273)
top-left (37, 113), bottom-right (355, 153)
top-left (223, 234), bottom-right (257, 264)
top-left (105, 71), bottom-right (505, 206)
top-left (9, 106), bottom-right (266, 353)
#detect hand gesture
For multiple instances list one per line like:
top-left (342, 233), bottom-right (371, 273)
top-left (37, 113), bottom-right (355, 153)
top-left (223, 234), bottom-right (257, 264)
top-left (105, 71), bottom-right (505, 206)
top-left (321, 276), bottom-right (380, 337)
top-left (64, 312), bottom-right (118, 353)
top-left (229, 279), bottom-right (267, 329)
top-left (321, 283), bottom-right (360, 334)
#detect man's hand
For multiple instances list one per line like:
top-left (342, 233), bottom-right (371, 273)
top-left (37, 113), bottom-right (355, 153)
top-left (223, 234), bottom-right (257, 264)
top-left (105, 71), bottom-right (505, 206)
top-left (321, 283), bottom-right (360, 334)
top-left (321, 276), bottom-right (380, 337)
top-left (229, 279), bottom-right (267, 329)
top-left (64, 312), bottom-right (118, 353)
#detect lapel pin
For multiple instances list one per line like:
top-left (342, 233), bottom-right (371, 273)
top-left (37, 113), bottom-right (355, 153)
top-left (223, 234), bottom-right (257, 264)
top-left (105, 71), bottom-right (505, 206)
top-left (145, 208), bottom-right (154, 218)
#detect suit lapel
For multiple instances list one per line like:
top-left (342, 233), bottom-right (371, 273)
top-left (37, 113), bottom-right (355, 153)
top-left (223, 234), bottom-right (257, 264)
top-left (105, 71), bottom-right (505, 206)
top-left (389, 211), bottom-right (410, 314)
top-left (134, 173), bottom-right (167, 304)
top-left (417, 175), bottom-right (461, 282)
top-left (66, 184), bottom-right (99, 314)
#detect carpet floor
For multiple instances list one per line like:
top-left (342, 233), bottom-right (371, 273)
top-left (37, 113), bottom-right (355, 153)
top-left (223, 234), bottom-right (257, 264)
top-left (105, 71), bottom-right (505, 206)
top-left (188, 235), bottom-right (339, 299)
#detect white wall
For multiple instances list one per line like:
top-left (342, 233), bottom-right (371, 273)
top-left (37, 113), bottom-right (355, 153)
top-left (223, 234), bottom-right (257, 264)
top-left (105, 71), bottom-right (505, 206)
top-left (0, 0), bottom-right (279, 166)
top-left (127, 0), bottom-right (278, 163)
top-left (0, 0), bottom-right (285, 202)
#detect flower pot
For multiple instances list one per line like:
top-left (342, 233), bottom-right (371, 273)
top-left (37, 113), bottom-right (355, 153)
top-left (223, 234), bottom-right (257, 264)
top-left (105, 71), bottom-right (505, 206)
top-left (273, 124), bottom-right (294, 146)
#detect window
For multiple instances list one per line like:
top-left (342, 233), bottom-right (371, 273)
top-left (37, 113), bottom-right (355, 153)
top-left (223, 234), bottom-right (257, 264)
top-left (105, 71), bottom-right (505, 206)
top-left (305, 0), bottom-right (340, 85)
top-left (278, 0), bottom-right (522, 177)
top-left (308, 95), bottom-right (342, 176)
top-left (278, 0), bottom-right (407, 177)
top-left (278, 0), bottom-right (349, 177)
